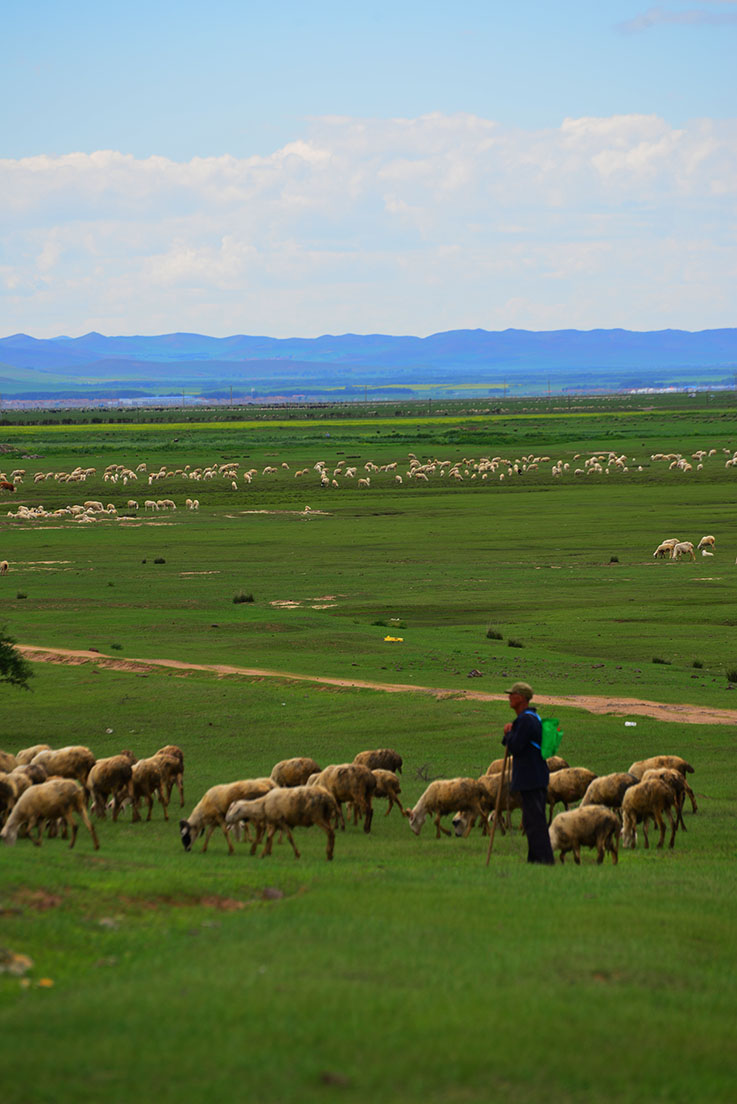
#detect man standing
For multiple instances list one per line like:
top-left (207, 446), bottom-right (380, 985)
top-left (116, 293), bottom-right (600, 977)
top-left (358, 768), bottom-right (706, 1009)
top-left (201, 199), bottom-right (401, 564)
top-left (502, 681), bottom-right (555, 865)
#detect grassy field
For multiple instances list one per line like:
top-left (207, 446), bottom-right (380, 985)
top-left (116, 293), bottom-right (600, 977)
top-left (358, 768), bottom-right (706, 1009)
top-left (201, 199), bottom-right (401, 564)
top-left (1, 396), bottom-right (736, 1103)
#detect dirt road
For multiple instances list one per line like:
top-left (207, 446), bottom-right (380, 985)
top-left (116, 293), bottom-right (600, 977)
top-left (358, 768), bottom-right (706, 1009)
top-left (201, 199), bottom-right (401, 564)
top-left (17, 644), bottom-right (736, 725)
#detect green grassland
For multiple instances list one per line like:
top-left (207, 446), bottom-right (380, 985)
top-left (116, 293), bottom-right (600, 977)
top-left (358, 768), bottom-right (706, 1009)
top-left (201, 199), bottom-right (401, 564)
top-left (1, 397), bottom-right (736, 1104)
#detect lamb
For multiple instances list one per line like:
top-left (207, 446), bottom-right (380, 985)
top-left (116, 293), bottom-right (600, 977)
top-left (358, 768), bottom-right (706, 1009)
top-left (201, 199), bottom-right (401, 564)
top-left (31, 746), bottom-right (96, 788)
top-left (353, 748), bottom-right (403, 774)
top-left (580, 772), bottom-right (639, 811)
top-left (225, 785), bottom-right (339, 860)
top-left (627, 756), bottom-right (697, 812)
top-left (1, 778), bottom-right (100, 850)
top-left (15, 744), bottom-right (52, 765)
top-left (270, 756), bottom-right (322, 788)
top-left (87, 752), bottom-right (137, 820)
top-left (621, 777), bottom-right (678, 849)
top-left (546, 767), bottom-right (597, 825)
top-left (548, 805), bottom-right (620, 864)
top-left (371, 769), bottom-right (406, 818)
top-left (154, 744), bottom-right (185, 806)
top-left (409, 778), bottom-right (485, 839)
top-left (180, 778), bottom-right (276, 854)
top-left (653, 538), bottom-right (680, 558)
top-left (306, 763), bottom-right (376, 833)
top-left (697, 535), bottom-right (716, 550)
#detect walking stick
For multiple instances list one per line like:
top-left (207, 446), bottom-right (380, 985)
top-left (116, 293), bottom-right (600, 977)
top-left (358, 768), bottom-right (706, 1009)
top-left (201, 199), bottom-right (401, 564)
top-left (485, 745), bottom-right (509, 866)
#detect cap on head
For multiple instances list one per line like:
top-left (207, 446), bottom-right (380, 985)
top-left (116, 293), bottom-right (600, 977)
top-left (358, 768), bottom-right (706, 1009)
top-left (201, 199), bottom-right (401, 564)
top-left (505, 680), bottom-right (533, 700)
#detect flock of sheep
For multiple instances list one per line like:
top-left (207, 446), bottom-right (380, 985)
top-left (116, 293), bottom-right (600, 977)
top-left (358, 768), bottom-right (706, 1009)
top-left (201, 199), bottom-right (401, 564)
top-left (653, 535), bottom-right (716, 561)
top-left (0, 739), bottom-right (696, 866)
top-left (2, 443), bottom-right (735, 529)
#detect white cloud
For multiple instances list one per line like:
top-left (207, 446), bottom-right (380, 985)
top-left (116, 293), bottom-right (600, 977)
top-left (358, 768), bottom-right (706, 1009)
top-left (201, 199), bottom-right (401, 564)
top-left (618, 4), bottom-right (737, 34)
top-left (1, 112), bottom-right (736, 336)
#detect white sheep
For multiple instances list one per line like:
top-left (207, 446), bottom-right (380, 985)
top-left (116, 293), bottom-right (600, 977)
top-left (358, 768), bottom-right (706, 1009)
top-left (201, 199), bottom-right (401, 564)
top-left (180, 778), bottom-right (276, 854)
top-left (580, 772), bottom-right (639, 811)
top-left (697, 535), bottom-right (716, 550)
top-left (546, 767), bottom-right (598, 824)
top-left (548, 805), bottom-right (620, 864)
top-left (409, 778), bottom-right (485, 838)
top-left (671, 541), bottom-right (695, 561)
top-left (270, 757), bottom-right (321, 787)
top-left (306, 763), bottom-right (376, 832)
top-left (1, 778), bottom-right (100, 850)
top-left (653, 538), bottom-right (680, 558)
top-left (0, 560), bottom-right (8, 575)
top-left (31, 746), bottom-right (96, 788)
top-left (225, 785), bottom-right (339, 860)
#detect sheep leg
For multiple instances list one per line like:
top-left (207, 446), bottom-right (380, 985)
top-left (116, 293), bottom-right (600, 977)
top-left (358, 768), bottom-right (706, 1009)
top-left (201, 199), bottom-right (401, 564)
top-left (572, 844), bottom-right (581, 865)
top-left (176, 775), bottom-right (185, 808)
top-left (608, 831), bottom-right (619, 865)
top-left (675, 794), bottom-right (687, 832)
top-left (666, 808), bottom-right (676, 849)
top-left (323, 823), bottom-right (335, 861)
top-left (68, 817), bottom-right (79, 849)
top-left (145, 792), bottom-right (154, 821)
top-left (363, 800), bottom-right (373, 834)
top-left (201, 823), bottom-right (216, 852)
top-left (281, 823), bottom-right (300, 859)
top-left (217, 816), bottom-right (235, 855)
top-left (435, 814), bottom-right (451, 838)
top-left (249, 822), bottom-right (266, 856)
top-left (157, 783), bottom-right (169, 821)
top-left (262, 824), bottom-right (277, 857)
top-left (684, 782), bottom-right (697, 814)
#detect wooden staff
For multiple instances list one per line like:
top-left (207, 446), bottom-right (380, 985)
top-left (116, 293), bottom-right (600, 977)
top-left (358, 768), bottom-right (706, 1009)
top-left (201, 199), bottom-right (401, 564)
top-left (485, 745), bottom-right (509, 866)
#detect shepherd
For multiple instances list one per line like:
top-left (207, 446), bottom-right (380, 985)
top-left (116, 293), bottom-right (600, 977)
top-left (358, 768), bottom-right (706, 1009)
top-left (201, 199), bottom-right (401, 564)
top-left (502, 681), bottom-right (555, 865)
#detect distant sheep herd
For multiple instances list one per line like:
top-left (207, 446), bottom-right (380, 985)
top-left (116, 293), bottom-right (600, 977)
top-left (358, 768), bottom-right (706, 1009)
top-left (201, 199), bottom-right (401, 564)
top-left (0, 740), bottom-right (697, 866)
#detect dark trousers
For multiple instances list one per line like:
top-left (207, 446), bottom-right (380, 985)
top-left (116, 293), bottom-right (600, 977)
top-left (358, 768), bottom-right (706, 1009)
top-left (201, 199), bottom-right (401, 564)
top-left (520, 788), bottom-right (555, 865)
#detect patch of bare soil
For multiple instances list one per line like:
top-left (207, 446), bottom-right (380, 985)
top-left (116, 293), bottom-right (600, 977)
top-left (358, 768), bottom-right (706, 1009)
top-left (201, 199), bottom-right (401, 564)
top-left (16, 645), bottom-right (736, 725)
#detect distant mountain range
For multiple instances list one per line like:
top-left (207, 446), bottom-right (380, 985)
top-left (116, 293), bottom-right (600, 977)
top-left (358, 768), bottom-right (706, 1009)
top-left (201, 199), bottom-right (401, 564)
top-left (0, 328), bottom-right (735, 402)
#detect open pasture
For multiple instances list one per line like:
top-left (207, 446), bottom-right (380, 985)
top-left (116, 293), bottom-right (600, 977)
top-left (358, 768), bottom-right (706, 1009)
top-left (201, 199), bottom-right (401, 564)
top-left (1, 397), bottom-right (736, 1103)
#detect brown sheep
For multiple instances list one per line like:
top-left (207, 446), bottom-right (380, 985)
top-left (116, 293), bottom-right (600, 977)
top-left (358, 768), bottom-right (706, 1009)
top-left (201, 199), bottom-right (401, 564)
top-left (641, 768), bottom-right (689, 832)
top-left (621, 777), bottom-right (678, 849)
top-left (452, 773), bottom-right (523, 838)
top-left (353, 748), bottom-right (403, 774)
top-left (409, 778), bottom-right (485, 839)
top-left (180, 778), bottom-right (276, 854)
top-left (31, 746), bottom-right (96, 788)
top-left (225, 785), bottom-right (339, 861)
top-left (549, 806), bottom-right (620, 865)
top-left (154, 745), bottom-right (185, 806)
top-left (130, 756), bottom-right (170, 822)
top-left (306, 764), bottom-right (376, 833)
top-left (580, 772), bottom-right (639, 812)
top-left (0, 750), bottom-right (18, 772)
top-left (87, 752), bottom-right (137, 820)
top-left (1, 778), bottom-right (99, 850)
top-left (628, 756), bottom-right (697, 812)
top-left (371, 769), bottom-right (406, 817)
top-left (15, 744), bottom-right (52, 765)
top-left (546, 768), bottom-right (597, 825)
top-left (270, 757), bottom-right (322, 787)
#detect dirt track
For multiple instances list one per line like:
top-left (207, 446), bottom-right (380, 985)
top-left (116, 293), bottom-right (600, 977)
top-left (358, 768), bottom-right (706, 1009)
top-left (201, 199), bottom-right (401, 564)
top-left (17, 644), bottom-right (737, 725)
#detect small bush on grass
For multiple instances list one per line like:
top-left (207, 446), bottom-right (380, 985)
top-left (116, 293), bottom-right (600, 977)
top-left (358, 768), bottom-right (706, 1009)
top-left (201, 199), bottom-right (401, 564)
top-left (726, 666), bottom-right (737, 684)
top-left (692, 659), bottom-right (704, 669)
top-left (233, 591), bottom-right (255, 604)
top-left (486, 628), bottom-right (503, 640)
top-left (16, 592), bottom-right (27, 600)
top-left (508, 639), bottom-right (524, 649)
top-left (609, 555), bottom-right (619, 563)
top-left (110, 643), bottom-right (123, 651)
top-left (652, 656), bottom-right (671, 665)
top-left (153, 557), bottom-right (166, 564)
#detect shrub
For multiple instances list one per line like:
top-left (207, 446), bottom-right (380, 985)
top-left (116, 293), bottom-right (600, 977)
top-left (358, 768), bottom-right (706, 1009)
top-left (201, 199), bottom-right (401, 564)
top-left (507, 639), bottom-right (524, 649)
top-left (110, 643), bottom-right (123, 651)
top-left (652, 656), bottom-right (671, 665)
top-left (486, 628), bottom-right (503, 640)
top-left (726, 667), bottom-right (737, 684)
top-left (154, 557), bottom-right (166, 564)
top-left (692, 660), bottom-right (704, 669)
top-left (16, 592), bottom-right (27, 600)
top-left (233, 591), bottom-right (254, 604)
top-left (609, 555), bottom-right (619, 563)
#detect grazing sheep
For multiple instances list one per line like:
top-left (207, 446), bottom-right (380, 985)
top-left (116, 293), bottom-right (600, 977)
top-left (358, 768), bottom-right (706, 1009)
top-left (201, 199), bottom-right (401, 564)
top-left (353, 748), bottom-right (403, 774)
top-left (653, 539), bottom-right (680, 558)
top-left (546, 767), bottom-right (597, 825)
top-left (130, 756), bottom-right (170, 822)
top-left (15, 744), bottom-right (52, 765)
top-left (270, 756), bottom-right (322, 788)
top-left (87, 752), bottom-right (137, 820)
top-left (627, 756), bottom-right (697, 812)
top-left (621, 778), bottom-right (678, 849)
top-left (580, 772), bottom-right (639, 811)
top-left (0, 750), bottom-right (17, 772)
top-left (0, 560), bottom-right (8, 575)
top-left (31, 746), bottom-right (96, 788)
top-left (306, 763), bottom-right (376, 833)
top-left (697, 535), bottom-right (716, 550)
top-left (1, 778), bottom-right (100, 850)
top-left (180, 778), bottom-right (276, 854)
top-left (671, 541), bottom-right (695, 561)
top-left (225, 785), bottom-right (339, 861)
top-left (371, 769), bottom-right (406, 818)
top-left (452, 773), bottom-right (523, 838)
top-left (548, 805), bottom-right (620, 865)
top-left (409, 778), bottom-right (485, 839)
top-left (641, 768), bottom-right (690, 832)
top-left (154, 744), bottom-right (185, 806)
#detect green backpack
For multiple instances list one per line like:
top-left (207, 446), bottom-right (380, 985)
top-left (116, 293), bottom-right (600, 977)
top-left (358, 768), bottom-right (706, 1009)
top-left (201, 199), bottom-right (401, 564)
top-left (540, 718), bottom-right (563, 759)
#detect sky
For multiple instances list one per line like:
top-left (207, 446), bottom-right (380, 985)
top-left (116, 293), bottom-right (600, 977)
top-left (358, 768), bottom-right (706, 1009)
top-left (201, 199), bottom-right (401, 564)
top-left (2, 0), bottom-right (736, 338)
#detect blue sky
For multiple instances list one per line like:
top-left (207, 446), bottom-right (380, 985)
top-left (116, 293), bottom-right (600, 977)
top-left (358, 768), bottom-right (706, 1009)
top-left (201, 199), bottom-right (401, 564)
top-left (2, 1), bottom-right (736, 337)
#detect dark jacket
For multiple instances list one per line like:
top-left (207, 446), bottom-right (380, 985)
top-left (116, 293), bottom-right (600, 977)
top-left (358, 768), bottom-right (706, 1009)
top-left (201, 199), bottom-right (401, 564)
top-left (502, 709), bottom-right (550, 792)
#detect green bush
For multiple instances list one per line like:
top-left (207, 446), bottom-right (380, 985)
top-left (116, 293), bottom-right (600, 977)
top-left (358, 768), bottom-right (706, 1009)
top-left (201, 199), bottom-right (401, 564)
top-left (507, 638), bottom-right (524, 649)
top-left (726, 666), bottom-right (737, 684)
top-left (153, 557), bottom-right (166, 564)
top-left (486, 628), bottom-right (503, 640)
top-left (233, 591), bottom-right (254, 604)
top-left (652, 656), bottom-right (671, 665)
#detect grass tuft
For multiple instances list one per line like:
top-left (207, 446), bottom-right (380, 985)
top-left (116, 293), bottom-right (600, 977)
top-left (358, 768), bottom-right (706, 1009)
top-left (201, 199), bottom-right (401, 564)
top-left (233, 591), bottom-right (254, 604)
top-left (652, 656), bottom-right (671, 665)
